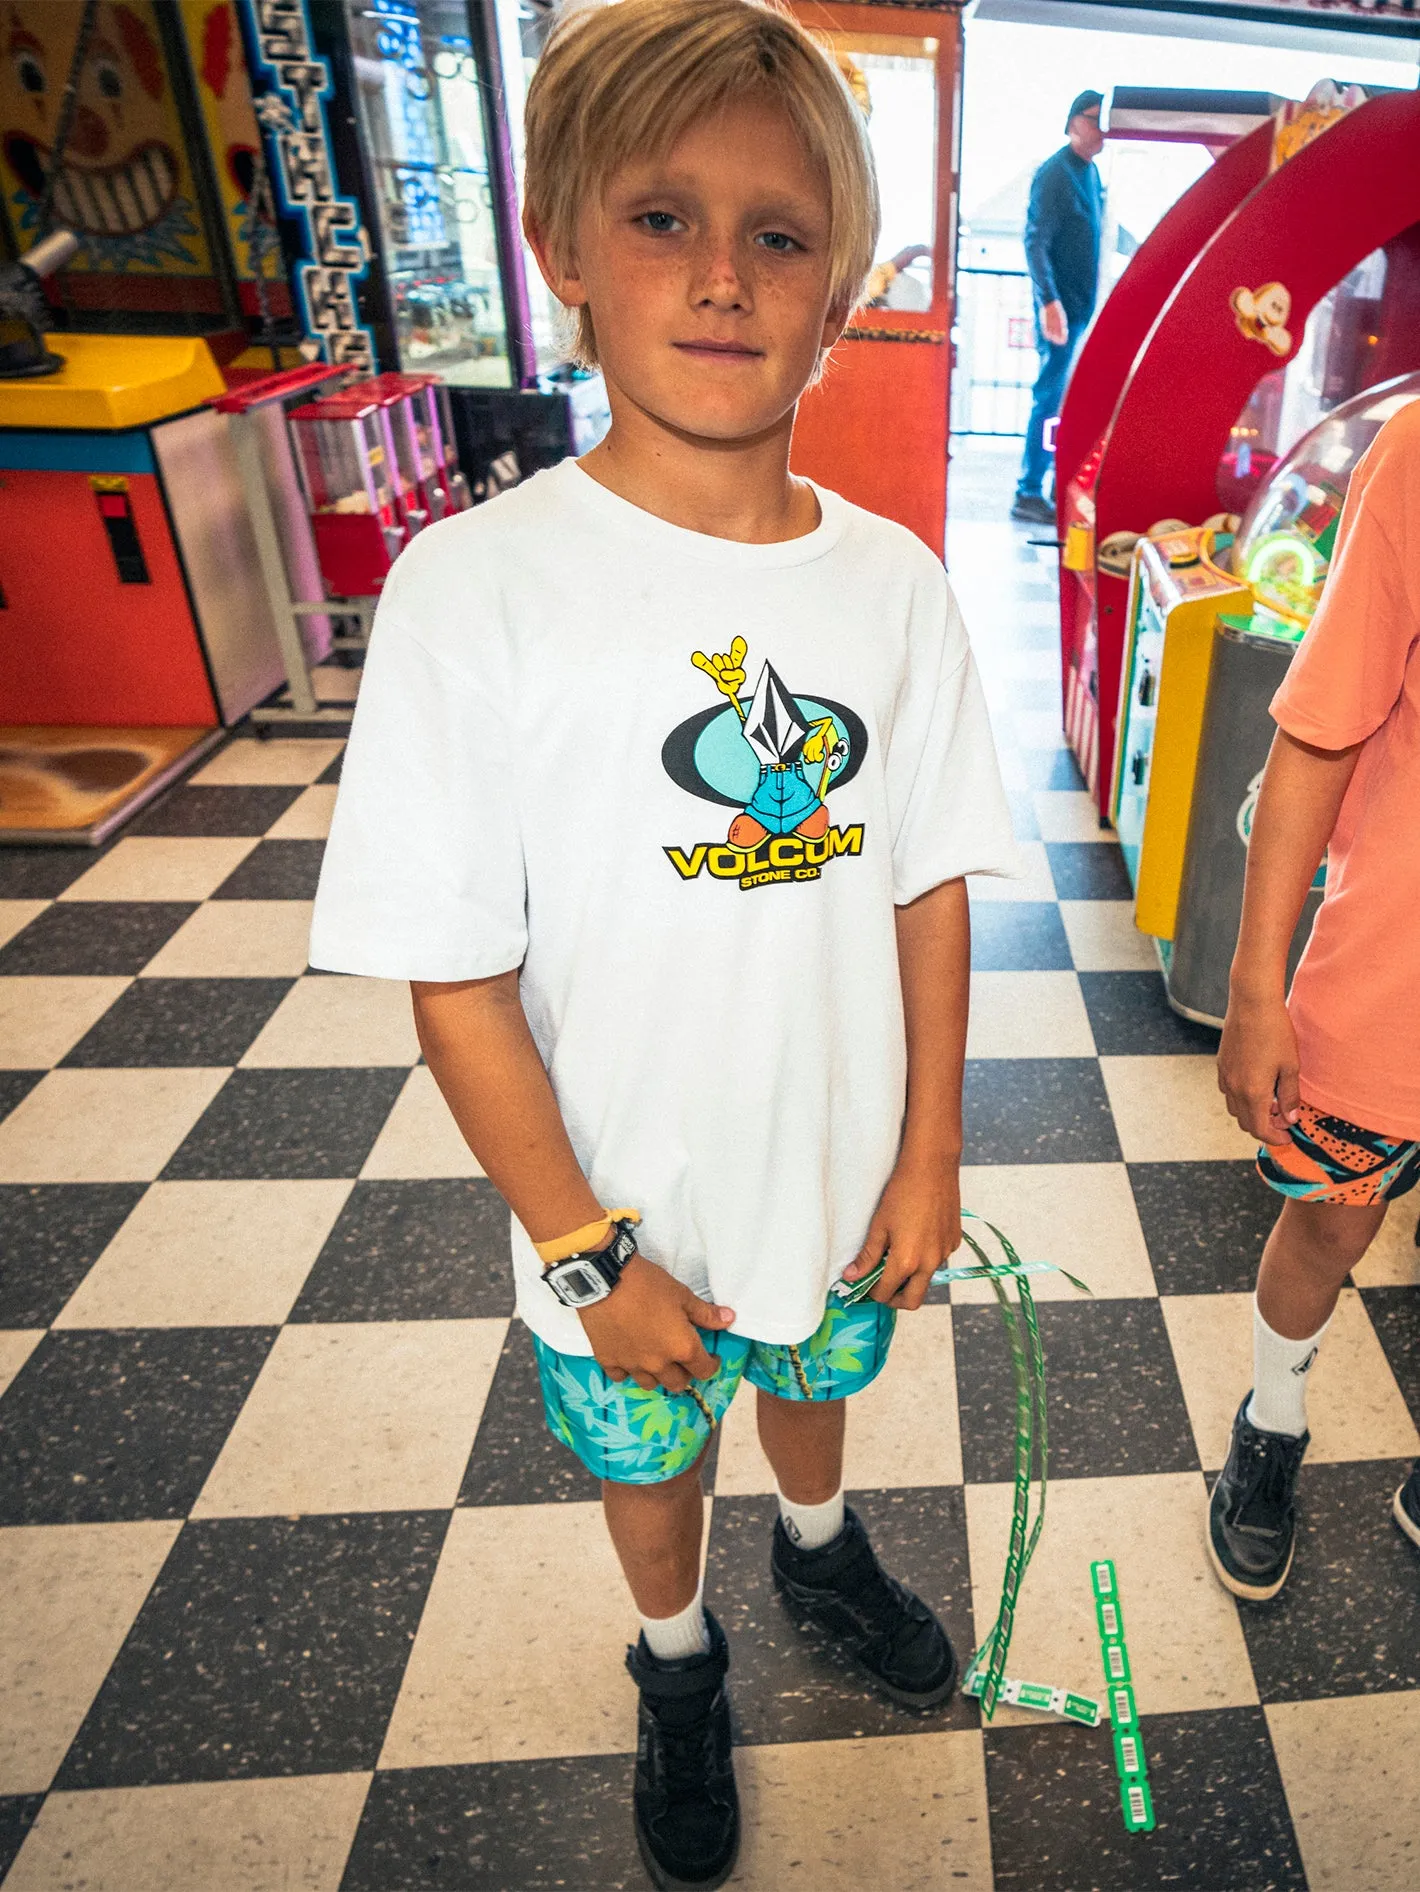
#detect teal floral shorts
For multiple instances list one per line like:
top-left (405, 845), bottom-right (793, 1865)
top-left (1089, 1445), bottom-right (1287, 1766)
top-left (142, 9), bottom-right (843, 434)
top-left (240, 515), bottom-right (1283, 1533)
top-left (532, 1297), bottom-right (896, 1485)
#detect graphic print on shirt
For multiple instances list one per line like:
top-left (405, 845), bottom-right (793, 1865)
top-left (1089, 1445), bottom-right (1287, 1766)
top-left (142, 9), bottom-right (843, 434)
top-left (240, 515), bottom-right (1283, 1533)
top-left (660, 637), bottom-right (868, 891)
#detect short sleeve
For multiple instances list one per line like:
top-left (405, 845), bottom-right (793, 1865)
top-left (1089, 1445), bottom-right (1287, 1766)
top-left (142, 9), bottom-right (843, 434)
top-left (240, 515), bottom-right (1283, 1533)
top-left (885, 582), bottom-right (1020, 906)
top-left (1271, 423), bottom-right (1420, 750)
top-left (309, 615), bottom-right (527, 981)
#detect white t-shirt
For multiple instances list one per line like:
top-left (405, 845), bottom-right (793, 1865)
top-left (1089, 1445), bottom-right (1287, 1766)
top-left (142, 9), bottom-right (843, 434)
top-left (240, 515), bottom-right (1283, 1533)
top-left (310, 461), bottom-right (1018, 1354)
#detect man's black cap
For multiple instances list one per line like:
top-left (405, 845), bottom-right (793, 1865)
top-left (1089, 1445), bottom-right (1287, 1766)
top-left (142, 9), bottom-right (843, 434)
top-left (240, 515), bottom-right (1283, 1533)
top-left (1065, 89), bottom-right (1103, 130)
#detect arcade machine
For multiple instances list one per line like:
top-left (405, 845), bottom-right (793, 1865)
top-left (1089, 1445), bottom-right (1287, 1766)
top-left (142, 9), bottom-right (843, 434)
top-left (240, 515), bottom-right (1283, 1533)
top-left (1057, 84), bottom-right (1420, 816)
top-left (787, 1), bottom-right (963, 554)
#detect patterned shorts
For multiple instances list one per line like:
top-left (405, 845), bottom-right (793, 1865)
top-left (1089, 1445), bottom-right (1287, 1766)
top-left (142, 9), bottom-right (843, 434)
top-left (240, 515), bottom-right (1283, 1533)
top-left (1257, 1104), bottom-right (1420, 1207)
top-left (532, 1296), bottom-right (896, 1485)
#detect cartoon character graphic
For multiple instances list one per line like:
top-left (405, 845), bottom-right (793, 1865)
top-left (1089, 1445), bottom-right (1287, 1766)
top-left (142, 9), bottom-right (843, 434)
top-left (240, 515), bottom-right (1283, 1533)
top-left (1231, 282), bottom-right (1292, 359)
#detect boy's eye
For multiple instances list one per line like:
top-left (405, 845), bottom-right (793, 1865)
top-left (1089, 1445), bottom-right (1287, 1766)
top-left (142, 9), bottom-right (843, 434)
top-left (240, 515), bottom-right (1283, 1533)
top-left (756, 231), bottom-right (803, 255)
top-left (639, 211), bottom-right (685, 235)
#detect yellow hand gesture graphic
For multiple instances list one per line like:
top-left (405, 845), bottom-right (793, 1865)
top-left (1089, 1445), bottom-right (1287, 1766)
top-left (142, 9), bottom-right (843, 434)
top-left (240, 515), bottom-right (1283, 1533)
top-left (691, 637), bottom-right (749, 721)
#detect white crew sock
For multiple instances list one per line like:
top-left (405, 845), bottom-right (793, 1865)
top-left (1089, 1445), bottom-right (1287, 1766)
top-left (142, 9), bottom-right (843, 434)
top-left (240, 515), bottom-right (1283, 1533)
top-left (777, 1486), bottom-right (846, 1552)
top-left (1246, 1295), bottom-right (1330, 1438)
top-left (640, 1582), bottom-right (711, 1662)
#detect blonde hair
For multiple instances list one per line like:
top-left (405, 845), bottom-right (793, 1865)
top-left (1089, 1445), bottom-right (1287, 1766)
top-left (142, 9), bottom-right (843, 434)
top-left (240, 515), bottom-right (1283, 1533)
top-left (524, 0), bottom-right (880, 366)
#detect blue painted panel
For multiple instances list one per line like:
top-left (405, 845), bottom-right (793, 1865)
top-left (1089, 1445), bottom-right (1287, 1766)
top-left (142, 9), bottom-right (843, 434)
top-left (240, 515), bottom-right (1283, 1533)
top-left (0, 430), bottom-right (155, 474)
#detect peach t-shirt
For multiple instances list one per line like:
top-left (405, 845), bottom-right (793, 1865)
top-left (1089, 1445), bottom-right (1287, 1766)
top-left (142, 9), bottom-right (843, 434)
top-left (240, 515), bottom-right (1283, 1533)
top-left (1271, 395), bottom-right (1420, 1139)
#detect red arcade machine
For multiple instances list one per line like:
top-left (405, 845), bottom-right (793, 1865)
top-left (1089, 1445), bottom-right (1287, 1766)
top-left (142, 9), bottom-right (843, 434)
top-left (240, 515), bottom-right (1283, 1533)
top-left (1056, 86), bottom-right (1420, 813)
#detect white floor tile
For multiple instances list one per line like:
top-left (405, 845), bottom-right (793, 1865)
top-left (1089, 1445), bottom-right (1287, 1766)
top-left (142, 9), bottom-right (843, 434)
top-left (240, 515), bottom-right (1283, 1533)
top-left (1267, 1692), bottom-right (1420, 1892)
top-left (955, 1163), bottom-right (1156, 1301)
top-left (360, 1066), bottom-right (484, 1178)
top-left (310, 665), bottom-right (362, 704)
top-left (1059, 900), bottom-right (1159, 972)
top-left (0, 901), bottom-right (50, 951)
top-left (1352, 1199), bottom-right (1420, 1288)
top-left (966, 970), bottom-right (1095, 1058)
top-left (241, 975), bottom-right (419, 1068)
top-left (0, 1067), bottom-right (228, 1182)
top-left (1100, 1055), bottom-right (1258, 1163)
top-left (192, 738), bottom-right (344, 787)
top-left (0, 1330), bottom-right (43, 1399)
top-left (265, 784), bottom-right (338, 841)
top-left (0, 976), bottom-right (130, 1068)
top-left (140, 901), bottom-right (315, 978)
top-left (1033, 790), bottom-right (1112, 843)
top-left (59, 838), bottom-right (257, 903)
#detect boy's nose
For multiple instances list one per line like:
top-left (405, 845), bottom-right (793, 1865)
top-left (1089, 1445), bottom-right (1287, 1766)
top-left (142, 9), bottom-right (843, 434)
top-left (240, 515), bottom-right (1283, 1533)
top-left (691, 237), bottom-right (751, 309)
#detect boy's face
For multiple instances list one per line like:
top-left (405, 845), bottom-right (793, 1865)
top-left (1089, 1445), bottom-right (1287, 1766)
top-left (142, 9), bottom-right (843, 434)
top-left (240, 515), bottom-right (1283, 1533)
top-left (538, 97), bottom-right (844, 443)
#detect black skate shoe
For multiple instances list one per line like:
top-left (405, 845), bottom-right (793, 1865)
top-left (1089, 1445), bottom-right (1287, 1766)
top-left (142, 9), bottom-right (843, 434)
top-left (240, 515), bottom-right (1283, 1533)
top-left (625, 1609), bottom-right (739, 1891)
top-left (1393, 1464), bottom-right (1420, 1550)
top-left (771, 1506), bottom-right (957, 1708)
top-left (1207, 1395), bottom-right (1309, 1600)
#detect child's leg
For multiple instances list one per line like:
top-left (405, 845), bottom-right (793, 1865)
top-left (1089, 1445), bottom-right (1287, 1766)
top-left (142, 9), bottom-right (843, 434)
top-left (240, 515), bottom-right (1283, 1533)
top-left (602, 1453), bottom-right (707, 1620)
top-left (757, 1388), bottom-right (846, 1547)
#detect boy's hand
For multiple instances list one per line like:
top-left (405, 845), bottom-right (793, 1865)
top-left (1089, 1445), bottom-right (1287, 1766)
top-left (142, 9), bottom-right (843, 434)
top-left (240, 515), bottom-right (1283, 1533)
top-left (842, 1155), bottom-right (962, 1311)
top-left (578, 1252), bottom-right (735, 1393)
top-left (1218, 989), bottom-right (1302, 1144)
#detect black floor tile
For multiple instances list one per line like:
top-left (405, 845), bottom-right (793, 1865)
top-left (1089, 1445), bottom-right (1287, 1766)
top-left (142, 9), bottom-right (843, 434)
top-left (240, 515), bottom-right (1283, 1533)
top-left (130, 785), bottom-right (303, 837)
top-left (0, 1795), bottom-right (44, 1882)
top-left (702, 1489), bottom-right (977, 1743)
top-left (318, 751), bottom-right (344, 785)
top-left (0, 902), bottom-right (194, 976)
top-left (1129, 1161), bottom-right (1276, 1295)
top-left (1019, 748), bottom-right (1086, 791)
top-left (983, 1706), bottom-right (1305, 1890)
top-left (0, 850), bottom-right (98, 898)
top-left (162, 1068), bottom-right (407, 1180)
top-left (1046, 842), bottom-right (1133, 901)
top-left (970, 902), bottom-right (1072, 971)
top-left (0, 1070), bottom-right (43, 1123)
top-left (1079, 971), bottom-right (1221, 1055)
top-left (0, 1183), bottom-right (146, 1326)
top-left (1005, 789), bottom-right (1042, 842)
top-left (342, 1755), bottom-right (641, 1891)
top-left (953, 1297), bottom-right (1198, 1482)
top-left (1361, 1286), bottom-right (1420, 1427)
top-left (1235, 1457), bottom-right (1420, 1700)
top-left (60, 978), bottom-right (294, 1068)
top-left (963, 1059), bottom-right (1121, 1165)
top-left (211, 840), bottom-right (328, 900)
top-left (459, 1322), bottom-right (602, 1506)
top-left (55, 1511), bottom-right (448, 1789)
top-left (293, 1179), bottom-right (516, 1323)
top-left (0, 1327), bottom-right (275, 1524)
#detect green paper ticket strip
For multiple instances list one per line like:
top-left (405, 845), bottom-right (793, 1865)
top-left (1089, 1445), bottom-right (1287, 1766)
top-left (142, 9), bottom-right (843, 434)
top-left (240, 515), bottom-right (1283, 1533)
top-left (1093, 1558), bottom-right (1156, 1832)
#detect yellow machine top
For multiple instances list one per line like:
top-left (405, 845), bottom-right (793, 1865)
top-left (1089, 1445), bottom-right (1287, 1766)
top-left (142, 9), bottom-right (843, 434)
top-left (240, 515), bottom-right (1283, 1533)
top-left (0, 335), bottom-right (225, 432)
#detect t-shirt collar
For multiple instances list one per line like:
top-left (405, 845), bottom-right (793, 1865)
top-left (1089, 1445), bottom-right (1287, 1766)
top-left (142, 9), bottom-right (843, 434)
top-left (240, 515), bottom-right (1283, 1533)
top-left (554, 458), bottom-right (847, 568)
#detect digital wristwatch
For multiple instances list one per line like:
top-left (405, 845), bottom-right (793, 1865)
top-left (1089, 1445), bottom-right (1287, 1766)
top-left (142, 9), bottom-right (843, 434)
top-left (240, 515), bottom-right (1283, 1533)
top-left (542, 1216), bottom-right (639, 1309)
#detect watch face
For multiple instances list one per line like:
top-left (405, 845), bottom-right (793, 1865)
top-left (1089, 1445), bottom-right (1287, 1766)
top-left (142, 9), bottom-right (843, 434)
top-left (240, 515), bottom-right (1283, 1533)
top-left (551, 1260), bottom-right (606, 1306)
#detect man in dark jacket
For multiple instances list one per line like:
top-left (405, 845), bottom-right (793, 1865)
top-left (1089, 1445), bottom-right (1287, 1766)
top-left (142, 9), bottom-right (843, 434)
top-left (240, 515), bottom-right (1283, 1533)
top-left (1012, 90), bottom-right (1104, 524)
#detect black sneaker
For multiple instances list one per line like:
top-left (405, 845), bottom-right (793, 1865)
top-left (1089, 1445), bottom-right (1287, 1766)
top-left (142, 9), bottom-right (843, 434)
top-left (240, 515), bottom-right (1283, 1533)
top-left (1207, 1396), bottom-right (1309, 1600)
top-left (625, 1609), bottom-right (739, 1892)
top-left (1010, 493), bottom-right (1055, 525)
top-left (1393, 1464), bottom-right (1420, 1549)
top-left (771, 1507), bottom-right (957, 1708)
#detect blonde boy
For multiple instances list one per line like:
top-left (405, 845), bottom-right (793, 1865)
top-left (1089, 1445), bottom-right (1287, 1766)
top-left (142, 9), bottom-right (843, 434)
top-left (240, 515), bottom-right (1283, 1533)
top-left (311, 4), bottom-right (1015, 1885)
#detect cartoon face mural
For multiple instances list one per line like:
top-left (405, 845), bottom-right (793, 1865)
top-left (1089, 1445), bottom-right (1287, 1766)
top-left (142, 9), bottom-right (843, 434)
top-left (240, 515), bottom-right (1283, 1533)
top-left (0, 0), bottom-right (209, 274)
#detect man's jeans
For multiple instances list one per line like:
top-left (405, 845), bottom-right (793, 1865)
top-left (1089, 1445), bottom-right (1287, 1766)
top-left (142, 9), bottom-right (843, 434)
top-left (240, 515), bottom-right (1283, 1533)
top-left (1016, 318), bottom-right (1084, 501)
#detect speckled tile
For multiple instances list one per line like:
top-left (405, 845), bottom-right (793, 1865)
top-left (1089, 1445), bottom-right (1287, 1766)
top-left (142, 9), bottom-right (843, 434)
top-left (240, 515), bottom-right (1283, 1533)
top-left (0, 1796), bottom-right (43, 1882)
top-left (0, 1067), bottom-right (230, 1183)
top-left (54, 1511), bottom-right (446, 1788)
top-left (951, 1162), bottom-right (1156, 1302)
top-left (192, 738), bottom-right (345, 788)
top-left (967, 972), bottom-right (1095, 1058)
top-left (53, 1180), bottom-right (351, 1330)
top-left (969, 902), bottom-right (1072, 971)
top-left (379, 1502), bottom-right (639, 1767)
top-left (4, 1772), bottom-right (370, 1892)
top-left (702, 1490), bottom-right (977, 1743)
top-left (266, 784), bottom-right (338, 841)
top-left (291, 1179), bottom-right (514, 1325)
top-left (1079, 971), bottom-right (1221, 1056)
top-left (162, 1067), bottom-right (407, 1181)
top-left (0, 1330), bottom-right (43, 1398)
top-left (241, 975), bottom-right (419, 1069)
top-left (211, 840), bottom-right (329, 901)
top-left (0, 1184), bottom-right (146, 1325)
top-left (1163, 1289), bottom-right (1419, 1470)
top-left (60, 977), bottom-right (293, 1068)
top-left (57, 837), bottom-right (259, 903)
top-left (1361, 1286), bottom-right (1420, 1426)
top-left (965, 1473), bottom-right (1258, 1720)
top-left (963, 1059), bottom-right (1121, 1165)
top-left (967, 839), bottom-right (1056, 903)
top-left (953, 1297), bottom-right (1197, 1481)
top-left (458, 1320), bottom-right (601, 1505)
top-left (192, 1319), bottom-right (505, 1518)
top-left (1233, 1458), bottom-right (1420, 1700)
top-left (317, 751), bottom-right (344, 785)
top-left (0, 1070), bottom-right (43, 1124)
top-left (1058, 898), bottom-right (1159, 971)
top-left (1101, 1056), bottom-right (1258, 1163)
top-left (982, 1707), bottom-right (1304, 1890)
top-left (1045, 841), bottom-right (1133, 901)
top-left (0, 1520), bottom-right (181, 1794)
top-left (339, 1755), bottom-right (641, 1891)
top-left (359, 1066), bottom-right (485, 1180)
top-left (1352, 1203), bottom-right (1420, 1288)
top-left (0, 851), bottom-right (98, 899)
top-left (0, 1327), bottom-right (274, 1525)
top-left (1267, 1690), bottom-right (1420, 1892)
top-left (129, 785), bottom-right (303, 837)
top-left (0, 901), bottom-right (48, 951)
top-left (138, 898), bottom-right (316, 979)
top-left (311, 664), bottom-right (362, 704)
top-left (1128, 1159), bottom-right (1277, 1294)
top-left (0, 902), bottom-right (195, 977)
top-left (0, 976), bottom-right (131, 1068)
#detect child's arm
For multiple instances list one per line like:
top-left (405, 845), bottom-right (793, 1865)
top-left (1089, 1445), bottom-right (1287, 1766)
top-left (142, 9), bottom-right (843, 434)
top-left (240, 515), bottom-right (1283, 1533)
top-left (1218, 728), bottom-right (1362, 1142)
top-left (413, 978), bottom-right (734, 1390)
top-left (841, 876), bottom-right (970, 1309)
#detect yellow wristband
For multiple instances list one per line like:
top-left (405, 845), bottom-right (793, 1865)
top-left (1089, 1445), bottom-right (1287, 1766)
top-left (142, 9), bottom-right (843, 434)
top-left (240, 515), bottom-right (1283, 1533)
top-left (534, 1208), bottom-right (640, 1267)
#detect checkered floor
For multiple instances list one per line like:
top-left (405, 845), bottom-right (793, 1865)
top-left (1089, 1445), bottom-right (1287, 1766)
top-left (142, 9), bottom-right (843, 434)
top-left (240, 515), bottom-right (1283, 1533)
top-left (2, 446), bottom-right (1418, 1890)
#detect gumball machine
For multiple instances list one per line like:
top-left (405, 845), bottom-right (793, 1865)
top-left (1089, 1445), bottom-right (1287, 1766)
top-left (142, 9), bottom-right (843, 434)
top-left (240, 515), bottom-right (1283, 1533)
top-left (287, 389), bottom-right (408, 597)
top-left (424, 379), bottom-right (473, 515)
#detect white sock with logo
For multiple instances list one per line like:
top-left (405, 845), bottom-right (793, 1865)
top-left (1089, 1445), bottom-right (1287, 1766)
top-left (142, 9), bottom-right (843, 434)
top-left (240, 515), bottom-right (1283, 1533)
top-left (640, 1582), bottom-right (711, 1662)
top-left (1246, 1296), bottom-right (1330, 1439)
top-left (777, 1487), bottom-right (846, 1552)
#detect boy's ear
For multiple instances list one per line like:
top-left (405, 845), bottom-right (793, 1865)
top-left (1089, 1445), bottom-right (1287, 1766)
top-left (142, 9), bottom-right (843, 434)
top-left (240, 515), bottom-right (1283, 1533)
top-left (523, 210), bottom-right (589, 309)
top-left (819, 295), bottom-right (857, 354)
